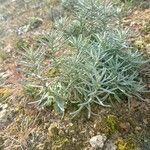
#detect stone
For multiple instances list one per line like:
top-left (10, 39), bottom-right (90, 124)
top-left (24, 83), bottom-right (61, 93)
top-left (90, 134), bottom-right (107, 149)
top-left (104, 140), bottom-right (117, 150)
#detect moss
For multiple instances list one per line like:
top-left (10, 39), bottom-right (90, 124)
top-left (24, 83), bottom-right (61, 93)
top-left (48, 123), bottom-right (59, 138)
top-left (142, 21), bottom-right (150, 34)
top-left (133, 39), bottom-right (145, 49)
top-left (114, 138), bottom-right (127, 150)
top-left (92, 114), bottom-right (118, 135)
top-left (0, 87), bottom-right (12, 100)
top-left (106, 114), bottom-right (118, 134)
top-left (114, 137), bottom-right (137, 150)
top-left (14, 105), bottom-right (25, 114)
top-left (52, 136), bottom-right (69, 150)
top-left (44, 67), bottom-right (60, 78)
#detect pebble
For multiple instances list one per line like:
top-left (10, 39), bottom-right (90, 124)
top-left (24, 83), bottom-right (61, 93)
top-left (90, 134), bottom-right (107, 149)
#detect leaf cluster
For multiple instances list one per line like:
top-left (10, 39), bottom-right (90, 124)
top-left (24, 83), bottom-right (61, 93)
top-left (20, 0), bottom-right (148, 117)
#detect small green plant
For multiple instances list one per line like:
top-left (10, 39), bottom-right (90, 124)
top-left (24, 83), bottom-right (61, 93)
top-left (56, 31), bottom-right (147, 117)
top-left (39, 30), bottom-right (63, 58)
top-left (21, 0), bottom-right (149, 117)
top-left (61, 0), bottom-right (121, 38)
top-left (20, 47), bottom-right (45, 75)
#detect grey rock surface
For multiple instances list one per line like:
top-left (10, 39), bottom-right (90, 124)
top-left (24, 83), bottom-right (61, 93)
top-left (104, 140), bottom-right (117, 150)
top-left (90, 134), bottom-right (107, 149)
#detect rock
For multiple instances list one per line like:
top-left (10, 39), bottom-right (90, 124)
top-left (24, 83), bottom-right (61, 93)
top-left (90, 134), bottom-right (107, 149)
top-left (104, 140), bottom-right (117, 150)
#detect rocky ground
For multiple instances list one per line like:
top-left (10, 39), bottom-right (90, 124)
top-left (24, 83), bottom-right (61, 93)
top-left (0, 0), bottom-right (150, 150)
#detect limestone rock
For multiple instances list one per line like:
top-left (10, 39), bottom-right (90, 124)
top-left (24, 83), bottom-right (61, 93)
top-left (90, 134), bottom-right (107, 149)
